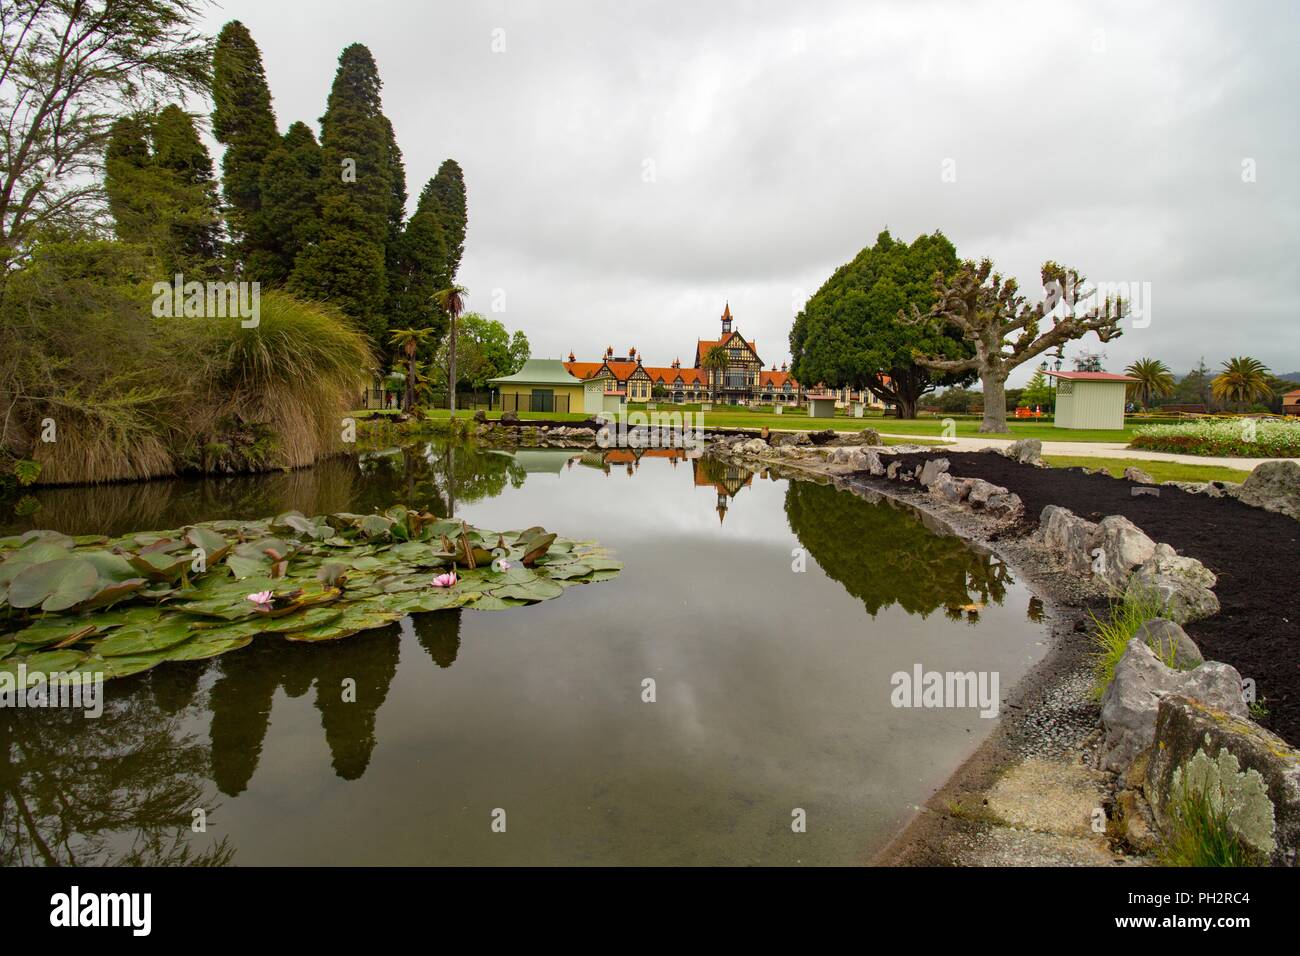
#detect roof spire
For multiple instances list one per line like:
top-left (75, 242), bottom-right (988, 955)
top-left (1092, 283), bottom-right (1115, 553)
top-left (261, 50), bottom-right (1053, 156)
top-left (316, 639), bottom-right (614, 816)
top-left (721, 301), bottom-right (732, 334)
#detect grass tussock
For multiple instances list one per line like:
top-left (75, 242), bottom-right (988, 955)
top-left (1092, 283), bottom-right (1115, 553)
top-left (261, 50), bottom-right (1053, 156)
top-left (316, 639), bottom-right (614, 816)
top-left (1, 240), bottom-right (372, 486)
top-left (1089, 590), bottom-right (1173, 698)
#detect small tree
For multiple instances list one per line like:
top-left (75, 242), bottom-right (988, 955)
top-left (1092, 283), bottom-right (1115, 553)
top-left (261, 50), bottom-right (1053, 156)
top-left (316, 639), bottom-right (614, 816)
top-left (434, 284), bottom-right (467, 413)
top-left (1125, 358), bottom-right (1175, 411)
top-left (388, 327), bottom-right (431, 412)
top-left (906, 260), bottom-right (1125, 432)
top-left (1022, 370), bottom-right (1052, 411)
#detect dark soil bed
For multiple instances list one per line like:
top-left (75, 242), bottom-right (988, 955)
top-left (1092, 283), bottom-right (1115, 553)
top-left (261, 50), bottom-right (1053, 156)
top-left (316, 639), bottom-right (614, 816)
top-left (875, 451), bottom-right (1300, 744)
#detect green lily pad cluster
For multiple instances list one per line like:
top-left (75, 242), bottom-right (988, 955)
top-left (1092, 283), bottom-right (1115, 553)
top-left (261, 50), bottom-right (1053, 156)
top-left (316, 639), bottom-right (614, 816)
top-left (0, 507), bottom-right (621, 685)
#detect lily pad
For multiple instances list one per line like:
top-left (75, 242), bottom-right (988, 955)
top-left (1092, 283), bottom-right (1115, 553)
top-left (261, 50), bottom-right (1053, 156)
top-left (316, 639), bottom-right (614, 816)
top-left (7, 557), bottom-right (101, 611)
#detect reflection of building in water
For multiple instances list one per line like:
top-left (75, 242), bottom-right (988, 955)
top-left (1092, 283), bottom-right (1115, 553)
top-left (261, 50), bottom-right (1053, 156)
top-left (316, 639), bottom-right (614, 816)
top-left (580, 446), bottom-right (691, 477)
top-left (574, 447), bottom-right (756, 522)
top-left (692, 456), bottom-right (754, 524)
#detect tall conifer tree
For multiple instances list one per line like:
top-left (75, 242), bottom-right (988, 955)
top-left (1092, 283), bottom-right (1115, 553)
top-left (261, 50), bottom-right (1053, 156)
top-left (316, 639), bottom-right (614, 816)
top-left (258, 122), bottom-right (323, 285)
top-left (289, 43), bottom-right (393, 341)
top-left (211, 20), bottom-right (280, 274)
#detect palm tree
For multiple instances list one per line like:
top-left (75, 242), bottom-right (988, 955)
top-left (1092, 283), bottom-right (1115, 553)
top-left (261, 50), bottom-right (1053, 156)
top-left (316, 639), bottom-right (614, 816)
top-left (1211, 356), bottom-right (1272, 409)
top-left (701, 344), bottom-right (729, 403)
top-left (434, 285), bottom-right (468, 414)
top-left (1124, 358), bottom-right (1175, 411)
top-left (388, 328), bottom-right (431, 412)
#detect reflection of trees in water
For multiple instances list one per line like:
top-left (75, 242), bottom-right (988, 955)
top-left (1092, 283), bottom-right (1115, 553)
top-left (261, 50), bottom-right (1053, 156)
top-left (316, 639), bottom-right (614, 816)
top-left (0, 681), bottom-right (234, 867)
top-left (0, 605), bottom-right (471, 865)
top-left (209, 628), bottom-right (401, 794)
top-left (413, 610), bottom-right (462, 669)
top-left (2, 436), bottom-right (531, 539)
top-left (784, 480), bottom-right (1013, 617)
top-left (3, 456), bottom-right (363, 538)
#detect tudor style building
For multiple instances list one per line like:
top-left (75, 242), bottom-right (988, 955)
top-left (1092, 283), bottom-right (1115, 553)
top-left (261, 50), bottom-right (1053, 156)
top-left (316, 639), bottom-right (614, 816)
top-left (564, 304), bottom-right (804, 405)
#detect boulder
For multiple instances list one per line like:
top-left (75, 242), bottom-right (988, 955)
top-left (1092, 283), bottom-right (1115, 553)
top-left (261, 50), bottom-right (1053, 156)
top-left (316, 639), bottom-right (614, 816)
top-left (1036, 505), bottom-right (1099, 576)
top-left (886, 460), bottom-right (902, 480)
top-left (1132, 618), bottom-right (1203, 669)
top-left (500, 410), bottom-right (520, 425)
top-left (808, 429), bottom-right (836, 446)
top-left (1093, 515), bottom-right (1157, 591)
top-left (918, 457), bottom-right (950, 488)
top-left (1124, 543), bottom-right (1219, 624)
top-left (1123, 466), bottom-right (1155, 484)
top-left (1144, 695), bottom-right (1299, 865)
top-left (845, 428), bottom-right (882, 446)
top-left (473, 409), bottom-right (487, 423)
top-left (1233, 460), bottom-right (1300, 521)
top-left (1098, 638), bottom-right (1247, 773)
top-left (966, 478), bottom-right (1009, 509)
top-left (737, 438), bottom-right (769, 456)
top-left (929, 472), bottom-right (966, 504)
top-left (984, 492), bottom-right (1024, 518)
top-left (863, 449), bottom-right (885, 476)
top-left (1002, 438), bottom-right (1043, 464)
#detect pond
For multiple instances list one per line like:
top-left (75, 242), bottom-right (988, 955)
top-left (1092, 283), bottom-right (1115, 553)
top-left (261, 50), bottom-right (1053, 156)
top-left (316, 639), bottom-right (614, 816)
top-left (0, 437), bottom-right (1049, 865)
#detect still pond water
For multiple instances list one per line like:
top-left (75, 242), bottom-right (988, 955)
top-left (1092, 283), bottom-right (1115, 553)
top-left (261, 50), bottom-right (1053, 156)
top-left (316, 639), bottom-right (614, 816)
top-left (1, 438), bottom-right (1049, 865)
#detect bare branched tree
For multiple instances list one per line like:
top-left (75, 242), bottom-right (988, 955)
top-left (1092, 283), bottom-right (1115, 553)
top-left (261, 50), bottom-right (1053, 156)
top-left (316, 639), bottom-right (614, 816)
top-left (904, 259), bottom-right (1126, 432)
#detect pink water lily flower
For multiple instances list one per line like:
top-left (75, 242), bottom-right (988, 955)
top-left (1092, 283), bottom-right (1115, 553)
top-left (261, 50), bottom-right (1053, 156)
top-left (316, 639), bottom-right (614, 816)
top-left (496, 559), bottom-right (513, 572)
top-left (246, 590), bottom-right (274, 610)
top-left (430, 571), bottom-right (458, 588)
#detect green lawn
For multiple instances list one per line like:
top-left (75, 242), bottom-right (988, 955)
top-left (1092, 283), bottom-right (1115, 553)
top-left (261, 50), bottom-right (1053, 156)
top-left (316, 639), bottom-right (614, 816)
top-left (863, 418), bottom-right (1140, 443)
top-left (1042, 455), bottom-right (1250, 484)
top-left (421, 408), bottom-right (947, 445)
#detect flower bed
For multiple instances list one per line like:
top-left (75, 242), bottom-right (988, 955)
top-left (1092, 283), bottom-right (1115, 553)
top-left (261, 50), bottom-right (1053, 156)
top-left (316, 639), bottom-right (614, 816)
top-left (1130, 419), bottom-right (1300, 458)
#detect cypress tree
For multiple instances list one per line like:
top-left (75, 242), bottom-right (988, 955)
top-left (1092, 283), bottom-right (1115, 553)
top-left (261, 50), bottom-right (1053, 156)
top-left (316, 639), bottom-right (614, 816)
top-left (289, 43), bottom-right (393, 342)
top-left (211, 20), bottom-right (280, 273)
top-left (104, 115), bottom-right (157, 246)
top-left (419, 159), bottom-right (467, 281)
top-left (104, 108), bottom-right (221, 276)
top-left (151, 105), bottom-right (222, 274)
top-left (257, 121), bottom-right (323, 285)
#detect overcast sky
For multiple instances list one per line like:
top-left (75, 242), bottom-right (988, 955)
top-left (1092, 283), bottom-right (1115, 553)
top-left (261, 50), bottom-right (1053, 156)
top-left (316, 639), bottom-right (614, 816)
top-left (197, 0), bottom-right (1300, 385)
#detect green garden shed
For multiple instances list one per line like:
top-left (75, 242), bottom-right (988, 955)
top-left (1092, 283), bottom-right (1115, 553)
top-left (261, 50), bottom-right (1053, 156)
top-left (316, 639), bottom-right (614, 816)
top-left (1046, 371), bottom-right (1135, 430)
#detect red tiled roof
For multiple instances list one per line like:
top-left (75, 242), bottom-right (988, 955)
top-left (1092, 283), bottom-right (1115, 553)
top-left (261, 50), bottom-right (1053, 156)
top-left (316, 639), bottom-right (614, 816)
top-left (564, 361), bottom-right (605, 379)
top-left (758, 370), bottom-right (797, 388)
top-left (644, 365), bottom-right (706, 385)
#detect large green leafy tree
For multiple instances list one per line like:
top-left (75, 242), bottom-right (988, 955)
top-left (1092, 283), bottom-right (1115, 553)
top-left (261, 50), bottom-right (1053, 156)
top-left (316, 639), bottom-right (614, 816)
top-left (211, 20), bottom-right (280, 276)
top-left (790, 230), bottom-right (974, 419)
top-left (104, 107), bottom-right (221, 275)
top-left (0, 0), bottom-right (211, 269)
top-left (432, 314), bottom-right (529, 390)
top-left (257, 122), bottom-right (322, 285)
top-left (289, 44), bottom-right (394, 343)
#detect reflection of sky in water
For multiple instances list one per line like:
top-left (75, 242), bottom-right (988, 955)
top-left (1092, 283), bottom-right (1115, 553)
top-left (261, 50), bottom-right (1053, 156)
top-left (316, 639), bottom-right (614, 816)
top-left (1, 440), bottom-right (1049, 866)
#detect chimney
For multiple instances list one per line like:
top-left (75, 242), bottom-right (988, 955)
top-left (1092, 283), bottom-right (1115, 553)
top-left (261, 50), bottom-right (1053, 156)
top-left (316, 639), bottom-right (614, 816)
top-left (629, 346), bottom-right (636, 359)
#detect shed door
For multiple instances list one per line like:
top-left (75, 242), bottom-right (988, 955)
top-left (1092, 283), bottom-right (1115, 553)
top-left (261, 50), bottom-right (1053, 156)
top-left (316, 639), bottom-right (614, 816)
top-left (531, 388), bottom-right (554, 413)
